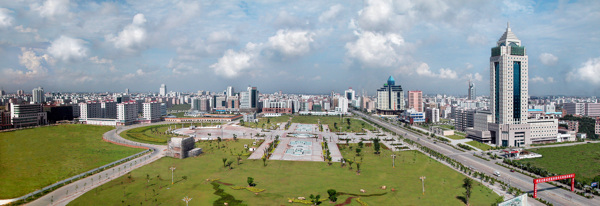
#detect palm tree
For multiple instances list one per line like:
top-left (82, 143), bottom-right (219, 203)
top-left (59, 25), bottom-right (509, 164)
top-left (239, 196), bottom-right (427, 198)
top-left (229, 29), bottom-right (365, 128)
top-left (222, 158), bottom-right (228, 167)
top-left (463, 178), bottom-right (473, 206)
top-left (233, 134), bottom-right (238, 141)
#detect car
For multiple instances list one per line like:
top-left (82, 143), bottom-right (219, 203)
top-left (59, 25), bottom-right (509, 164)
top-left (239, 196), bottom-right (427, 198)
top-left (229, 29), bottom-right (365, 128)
top-left (587, 142), bottom-right (591, 144)
top-left (494, 171), bottom-right (501, 177)
top-left (510, 169), bottom-right (515, 172)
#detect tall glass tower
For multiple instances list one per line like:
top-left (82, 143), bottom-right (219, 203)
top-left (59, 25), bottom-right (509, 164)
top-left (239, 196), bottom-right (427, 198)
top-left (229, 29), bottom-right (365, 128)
top-left (488, 23), bottom-right (530, 147)
top-left (490, 22), bottom-right (528, 125)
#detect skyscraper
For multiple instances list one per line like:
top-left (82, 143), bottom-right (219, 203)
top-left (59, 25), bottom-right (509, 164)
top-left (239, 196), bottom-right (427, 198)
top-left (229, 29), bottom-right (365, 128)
top-left (227, 86), bottom-right (235, 97)
top-left (240, 86), bottom-right (259, 112)
top-left (468, 80), bottom-right (475, 100)
top-left (407, 91), bottom-right (423, 112)
top-left (344, 88), bottom-right (355, 102)
top-left (160, 84), bottom-right (167, 96)
top-left (32, 87), bottom-right (44, 104)
top-left (376, 76), bottom-right (404, 115)
top-left (488, 23), bottom-right (530, 147)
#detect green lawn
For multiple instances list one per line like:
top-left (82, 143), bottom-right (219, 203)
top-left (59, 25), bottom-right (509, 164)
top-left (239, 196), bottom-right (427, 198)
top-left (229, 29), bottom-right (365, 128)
top-left (518, 143), bottom-right (600, 183)
top-left (0, 125), bottom-right (144, 198)
top-left (446, 135), bottom-right (466, 140)
top-left (70, 139), bottom-right (499, 206)
top-left (293, 115), bottom-right (377, 133)
top-left (440, 124), bottom-right (455, 130)
top-left (122, 123), bottom-right (220, 145)
top-left (465, 141), bottom-right (492, 151)
top-left (242, 115), bottom-right (291, 130)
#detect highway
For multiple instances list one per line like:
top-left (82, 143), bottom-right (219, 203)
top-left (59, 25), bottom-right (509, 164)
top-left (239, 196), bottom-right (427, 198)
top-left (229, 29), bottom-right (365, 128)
top-left (353, 110), bottom-right (600, 206)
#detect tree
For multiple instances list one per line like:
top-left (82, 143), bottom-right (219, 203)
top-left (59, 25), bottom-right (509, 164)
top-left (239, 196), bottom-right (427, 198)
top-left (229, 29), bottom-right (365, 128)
top-left (346, 118), bottom-right (351, 125)
top-left (217, 137), bottom-right (222, 148)
top-left (233, 134), bottom-right (237, 141)
top-left (358, 141), bottom-right (364, 148)
top-left (356, 163), bottom-right (361, 174)
top-left (240, 119), bottom-right (245, 126)
top-left (247, 177), bottom-right (254, 187)
top-left (463, 178), bottom-right (473, 206)
top-left (226, 160), bottom-right (234, 169)
top-left (310, 194), bottom-right (321, 205)
top-left (327, 189), bottom-right (338, 202)
top-left (373, 138), bottom-right (381, 154)
top-left (237, 153), bottom-right (242, 165)
top-left (355, 148), bottom-right (361, 156)
top-left (222, 158), bottom-right (228, 167)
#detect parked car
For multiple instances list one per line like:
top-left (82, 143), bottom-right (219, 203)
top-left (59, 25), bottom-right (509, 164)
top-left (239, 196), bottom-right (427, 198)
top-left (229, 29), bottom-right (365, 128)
top-left (494, 171), bottom-right (501, 177)
top-left (510, 169), bottom-right (515, 172)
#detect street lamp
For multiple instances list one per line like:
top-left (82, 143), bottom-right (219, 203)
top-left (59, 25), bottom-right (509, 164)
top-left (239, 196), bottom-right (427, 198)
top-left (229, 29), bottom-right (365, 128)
top-left (182, 196), bottom-right (192, 206)
top-left (391, 154), bottom-right (397, 168)
top-left (419, 176), bottom-right (426, 195)
top-left (170, 166), bottom-right (176, 184)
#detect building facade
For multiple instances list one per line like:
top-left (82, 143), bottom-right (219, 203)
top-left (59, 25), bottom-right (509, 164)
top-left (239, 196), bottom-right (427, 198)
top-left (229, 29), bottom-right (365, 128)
top-left (32, 87), bottom-right (44, 104)
top-left (407, 90), bottom-right (423, 112)
top-left (160, 84), bottom-right (167, 96)
top-left (488, 23), bottom-right (531, 147)
top-left (117, 101), bottom-right (138, 125)
top-left (468, 80), bottom-right (476, 100)
top-left (10, 103), bottom-right (47, 127)
top-left (79, 102), bottom-right (102, 119)
top-left (142, 102), bottom-right (161, 123)
top-left (376, 76), bottom-right (404, 115)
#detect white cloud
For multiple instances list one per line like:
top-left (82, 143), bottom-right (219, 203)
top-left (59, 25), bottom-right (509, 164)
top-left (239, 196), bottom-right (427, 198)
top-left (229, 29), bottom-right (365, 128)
top-left (346, 31), bottom-right (406, 68)
top-left (531, 76), bottom-right (555, 83)
top-left (567, 57), bottom-right (600, 85)
top-left (268, 29), bottom-right (315, 57)
top-left (107, 13), bottom-right (147, 52)
top-left (89, 56), bottom-right (112, 64)
top-left (0, 8), bottom-right (14, 28)
top-left (2, 48), bottom-right (53, 83)
top-left (465, 73), bottom-right (483, 81)
top-left (31, 0), bottom-right (70, 18)
top-left (539, 53), bottom-right (558, 66)
top-left (47, 36), bottom-right (88, 61)
top-left (415, 63), bottom-right (458, 79)
top-left (467, 34), bottom-right (487, 45)
top-left (14, 25), bottom-right (37, 33)
top-left (210, 42), bottom-right (262, 78)
top-left (319, 4), bottom-right (343, 23)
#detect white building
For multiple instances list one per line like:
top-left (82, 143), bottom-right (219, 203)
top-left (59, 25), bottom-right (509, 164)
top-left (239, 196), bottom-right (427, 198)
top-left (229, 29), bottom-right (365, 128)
top-left (376, 76), bottom-right (404, 115)
top-left (160, 84), bottom-right (167, 96)
top-left (142, 102), bottom-right (161, 123)
top-left (344, 88), bottom-right (355, 103)
top-left (488, 23), bottom-right (531, 147)
top-left (529, 117), bottom-right (559, 143)
top-left (32, 87), bottom-right (44, 104)
top-left (335, 97), bottom-right (348, 114)
top-left (117, 101), bottom-right (138, 125)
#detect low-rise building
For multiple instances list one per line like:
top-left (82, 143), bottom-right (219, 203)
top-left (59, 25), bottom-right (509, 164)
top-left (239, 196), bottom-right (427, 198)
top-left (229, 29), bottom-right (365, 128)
top-left (10, 103), bottom-right (47, 128)
top-left (166, 137), bottom-right (201, 159)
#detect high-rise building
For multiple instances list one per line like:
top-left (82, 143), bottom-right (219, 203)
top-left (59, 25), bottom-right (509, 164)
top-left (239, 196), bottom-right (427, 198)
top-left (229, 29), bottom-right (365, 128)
top-left (79, 102), bottom-right (102, 119)
top-left (17, 90), bottom-right (24, 96)
top-left (227, 86), bottom-right (235, 97)
top-left (344, 88), bottom-right (355, 102)
top-left (488, 23), bottom-right (531, 147)
top-left (407, 91), bottom-right (423, 112)
top-left (101, 101), bottom-right (117, 119)
top-left (240, 86), bottom-right (259, 111)
top-left (142, 102), bottom-right (161, 123)
top-left (125, 88), bottom-right (129, 95)
top-left (0, 88), bottom-right (5, 96)
top-left (376, 76), bottom-right (404, 115)
top-left (32, 87), bottom-right (44, 104)
top-left (468, 80), bottom-right (475, 100)
top-left (117, 101), bottom-right (138, 125)
top-left (160, 84), bottom-right (167, 96)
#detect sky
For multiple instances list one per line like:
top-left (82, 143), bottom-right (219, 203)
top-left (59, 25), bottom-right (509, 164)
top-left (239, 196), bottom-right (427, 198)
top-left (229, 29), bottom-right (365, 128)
top-left (1, 0), bottom-right (599, 96)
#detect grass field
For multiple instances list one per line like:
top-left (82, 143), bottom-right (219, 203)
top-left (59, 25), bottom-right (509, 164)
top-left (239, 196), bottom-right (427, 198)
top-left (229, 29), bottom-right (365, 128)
top-left (465, 141), bottom-right (492, 151)
top-left (242, 115), bottom-right (291, 130)
top-left (446, 135), bottom-right (466, 140)
top-left (0, 125), bottom-right (143, 198)
top-left (293, 115), bottom-right (377, 133)
top-left (70, 139), bottom-right (499, 205)
top-left (122, 123), bottom-right (221, 145)
top-left (518, 143), bottom-right (600, 183)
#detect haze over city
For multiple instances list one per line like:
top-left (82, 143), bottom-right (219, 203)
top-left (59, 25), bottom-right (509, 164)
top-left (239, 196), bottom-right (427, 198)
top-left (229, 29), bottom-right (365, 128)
top-left (0, 0), bottom-right (599, 95)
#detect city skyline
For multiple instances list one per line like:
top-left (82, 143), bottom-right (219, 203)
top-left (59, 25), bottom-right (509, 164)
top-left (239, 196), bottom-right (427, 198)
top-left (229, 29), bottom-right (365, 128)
top-left (1, 1), bottom-right (600, 96)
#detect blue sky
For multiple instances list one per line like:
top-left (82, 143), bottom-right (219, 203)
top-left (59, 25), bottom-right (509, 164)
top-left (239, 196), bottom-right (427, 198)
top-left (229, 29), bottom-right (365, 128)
top-left (1, 0), bottom-right (599, 96)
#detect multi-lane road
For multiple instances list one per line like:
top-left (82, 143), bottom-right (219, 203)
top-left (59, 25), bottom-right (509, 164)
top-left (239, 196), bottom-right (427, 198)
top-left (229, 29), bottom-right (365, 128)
top-left (353, 110), bottom-right (600, 206)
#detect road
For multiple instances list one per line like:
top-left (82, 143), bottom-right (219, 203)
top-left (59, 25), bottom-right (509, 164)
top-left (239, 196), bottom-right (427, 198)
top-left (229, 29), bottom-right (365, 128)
top-left (25, 124), bottom-right (168, 206)
top-left (353, 110), bottom-right (600, 206)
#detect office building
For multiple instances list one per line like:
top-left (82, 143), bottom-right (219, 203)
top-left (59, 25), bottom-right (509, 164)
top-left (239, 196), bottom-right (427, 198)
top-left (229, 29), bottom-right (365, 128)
top-left (487, 23), bottom-right (532, 147)
top-left (563, 103), bottom-right (585, 116)
top-left (32, 87), bottom-right (44, 104)
top-left (454, 108), bottom-right (475, 132)
top-left (240, 86), bottom-right (259, 112)
top-left (466, 111), bottom-right (493, 143)
top-left (227, 86), bottom-right (235, 97)
top-left (10, 103), bottom-right (47, 127)
top-left (425, 107), bottom-right (439, 123)
top-left (468, 80), bottom-right (475, 100)
top-left (160, 84), bottom-right (167, 96)
top-left (344, 88), bottom-right (355, 102)
top-left (407, 91), bottom-right (423, 112)
top-left (17, 90), bottom-right (24, 96)
top-left (376, 76), bottom-right (404, 115)
top-left (101, 101), bottom-right (117, 119)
